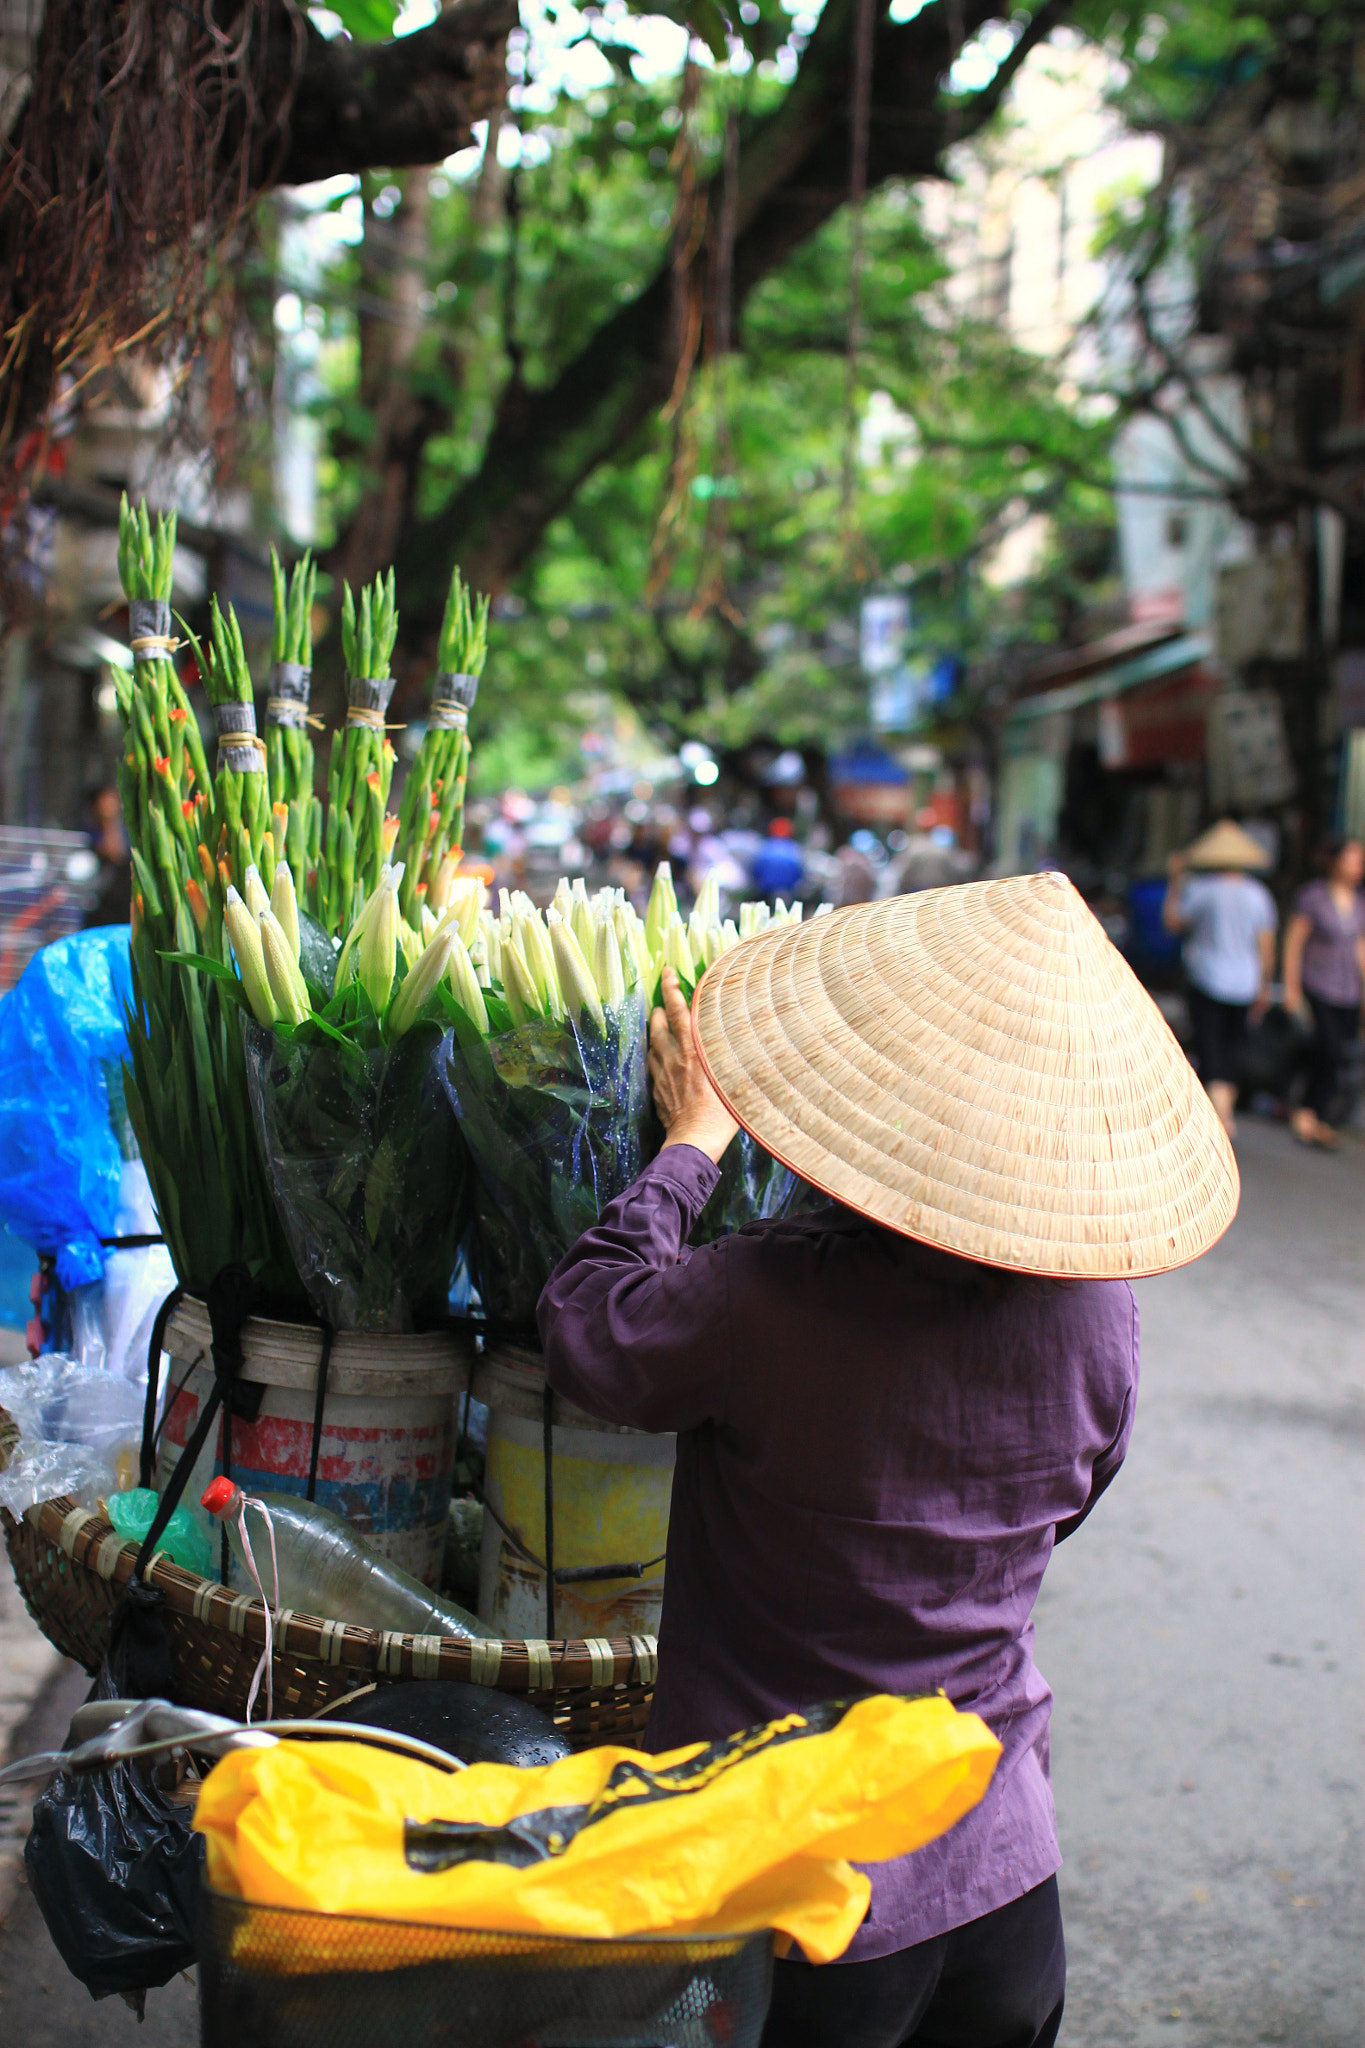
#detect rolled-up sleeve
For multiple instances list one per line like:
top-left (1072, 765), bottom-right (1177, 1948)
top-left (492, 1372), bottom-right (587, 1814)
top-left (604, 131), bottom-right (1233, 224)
top-left (537, 1146), bottom-right (732, 1434)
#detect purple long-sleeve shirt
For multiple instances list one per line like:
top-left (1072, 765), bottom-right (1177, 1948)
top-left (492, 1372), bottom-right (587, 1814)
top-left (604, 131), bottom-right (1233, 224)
top-left (538, 1146), bottom-right (1139, 1960)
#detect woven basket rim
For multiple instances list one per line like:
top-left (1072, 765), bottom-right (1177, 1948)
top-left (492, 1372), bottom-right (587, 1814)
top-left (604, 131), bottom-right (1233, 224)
top-left (4, 1497), bottom-right (658, 1696)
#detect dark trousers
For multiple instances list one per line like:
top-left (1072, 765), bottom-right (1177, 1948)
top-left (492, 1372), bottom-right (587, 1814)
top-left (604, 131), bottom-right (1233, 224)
top-left (1306, 993), bottom-right (1361, 1122)
top-left (1186, 984), bottom-right (1250, 1087)
top-left (760, 1877), bottom-right (1065, 2048)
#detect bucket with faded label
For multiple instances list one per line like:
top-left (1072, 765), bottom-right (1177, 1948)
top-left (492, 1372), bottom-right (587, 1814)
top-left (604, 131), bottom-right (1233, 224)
top-left (475, 1341), bottom-right (673, 1640)
top-left (156, 1298), bottom-right (470, 1587)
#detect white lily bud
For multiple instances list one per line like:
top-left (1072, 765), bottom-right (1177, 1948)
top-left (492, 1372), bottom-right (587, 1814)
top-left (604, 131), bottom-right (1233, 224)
top-left (662, 911), bottom-right (695, 985)
top-left (269, 862), bottom-right (301, 960)
top-left (551, 878), bottom-right (574, 922)
top-left (813, 900), bottom-right (834, 918)
top-left (593, 917), bottom-right (626, 1007)
top-left (692, 872), bottom-right (720, 930)
top-left (445, 930), bottom-right (490, 1033)
top-left (501, 936), bottom-right (541, 1028)
top-left (225, 887), bottom-right (279, 1027)
top-left (614, 902), bottom-right (649, 991)
top-left (515, 908), bottom-right (561, 1019)
top-left (644, 861), bottom-right (677, 953)
top-left (242, 864), bottom-right (271, 923)
top-left (421, 904), bottom-right (439, 940)
top-left (398, 917), bottom-right (425, 971)
top-left (551, 917), bottom-right (605, 1035)
top-left (336, 863), bottom-right (404, 990)
top-left (449, 877), bottom-right (485, 950)
top-left (259, 906), bottom-right (311, 1027)
top-left (480, 909), bottom-right (502, 985)
top-left (358, 867), bottom-right (401, 1015)
top-left (389, 925), bottom-right (461, 1036)
top-left (570, 890), bottom-right (596, 960)
top-left (428, 851), bottom-right (461, 917)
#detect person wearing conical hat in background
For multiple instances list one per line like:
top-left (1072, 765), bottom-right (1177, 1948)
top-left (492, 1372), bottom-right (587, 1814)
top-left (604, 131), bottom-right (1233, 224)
top-left (1162, 818), bottom-right (1277, 1140)
top-left (539, 872), bottom-right (1237, 2048)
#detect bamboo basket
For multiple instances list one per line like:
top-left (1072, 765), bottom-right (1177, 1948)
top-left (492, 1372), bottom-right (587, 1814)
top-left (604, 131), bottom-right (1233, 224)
top-left (3, 1497), bottom-right (657, 1751)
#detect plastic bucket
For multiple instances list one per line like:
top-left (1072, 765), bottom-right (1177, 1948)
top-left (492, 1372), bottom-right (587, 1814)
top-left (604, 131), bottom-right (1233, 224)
top-left (156, 1298), bottom-right (472, 1587)
top-left (474, 1341), bottom-right (673, 1640)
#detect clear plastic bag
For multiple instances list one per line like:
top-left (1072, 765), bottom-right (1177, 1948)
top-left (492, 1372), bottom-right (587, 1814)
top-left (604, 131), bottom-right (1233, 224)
top-left (444, 996), bottom-right (650, 1331)
top-left (691, 1131), bottom-right (823, 1246)
top-left (0, 1355), bottom-right (144, 1513)
top-left (244, 1018), bottom-right (468, 1333)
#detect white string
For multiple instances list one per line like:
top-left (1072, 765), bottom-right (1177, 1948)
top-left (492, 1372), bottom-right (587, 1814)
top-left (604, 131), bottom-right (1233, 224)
top-left (235, 1495), bottom-right (281, 1723)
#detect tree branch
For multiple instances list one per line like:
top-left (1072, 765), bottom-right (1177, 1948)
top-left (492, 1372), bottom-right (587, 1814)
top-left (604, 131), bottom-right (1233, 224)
top-left (280, 0), bottom-right (515, 186)
top-left (949, 0), bottom-right (1076, 145)
top-left (396, 0), bottom-right (1036, 618)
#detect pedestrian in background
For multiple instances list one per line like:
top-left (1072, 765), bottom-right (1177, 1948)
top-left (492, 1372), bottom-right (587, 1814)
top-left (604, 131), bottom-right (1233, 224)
top-left (1163, 819), bottom-right (1277, 1140)
top-left (1281, 835), bottom-right (1365, 1150)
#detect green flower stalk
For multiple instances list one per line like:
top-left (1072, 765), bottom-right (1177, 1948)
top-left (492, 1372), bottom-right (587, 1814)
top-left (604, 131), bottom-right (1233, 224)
top-left (395, 565), bottom-right (490, 927)
top-left (265, 548), bottom-right (318, 810)
top-left (328, 571), bottom-right (400, 931)
top-left (114, 495), bottom-right (308, 1305)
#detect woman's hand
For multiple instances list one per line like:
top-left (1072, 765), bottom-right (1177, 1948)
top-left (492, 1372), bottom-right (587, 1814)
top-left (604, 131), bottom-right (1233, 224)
top-left (649, 967), bottom-right (739, 1163)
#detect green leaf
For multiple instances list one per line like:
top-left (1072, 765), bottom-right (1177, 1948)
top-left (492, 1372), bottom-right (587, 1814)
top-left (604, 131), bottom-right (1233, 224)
top-left (323, 0), bottom-right (400, 40)
top-left (160, 950), bottom-right (253, 1014)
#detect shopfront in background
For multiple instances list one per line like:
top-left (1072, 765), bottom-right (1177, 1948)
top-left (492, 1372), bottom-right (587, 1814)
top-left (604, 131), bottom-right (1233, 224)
top-left (999, 633), bottom-right (1216, 868)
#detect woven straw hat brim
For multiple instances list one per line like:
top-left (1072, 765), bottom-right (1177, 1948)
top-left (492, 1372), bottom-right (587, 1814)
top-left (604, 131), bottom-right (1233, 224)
top-left (1184, 819), bottom-right (1271, 870)
top-left (692, 871), bottom-right (1239, 1279)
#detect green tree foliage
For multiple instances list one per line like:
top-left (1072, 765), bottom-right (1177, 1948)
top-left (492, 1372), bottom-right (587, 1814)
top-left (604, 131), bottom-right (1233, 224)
top-left (305, 23), bottom-right (1115, 772)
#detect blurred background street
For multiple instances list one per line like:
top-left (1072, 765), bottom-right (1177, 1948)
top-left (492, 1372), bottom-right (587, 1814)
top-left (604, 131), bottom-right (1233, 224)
top-left (1, 1112), bottom-right (1360, 2048)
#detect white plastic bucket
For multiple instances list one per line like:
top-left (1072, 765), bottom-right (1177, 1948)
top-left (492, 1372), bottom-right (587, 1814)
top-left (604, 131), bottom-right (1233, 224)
top-left (156, 1298), bottom-right (471, 1587)
top-left (474, 1341), bottom-right (674, 1640)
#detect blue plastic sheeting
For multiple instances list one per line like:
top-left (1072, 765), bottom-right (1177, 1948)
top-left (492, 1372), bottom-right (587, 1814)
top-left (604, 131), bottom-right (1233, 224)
top-left (0, 1226), bottom-right (32, 1330)
top-left (0, 928), bottom-right (132, 1290)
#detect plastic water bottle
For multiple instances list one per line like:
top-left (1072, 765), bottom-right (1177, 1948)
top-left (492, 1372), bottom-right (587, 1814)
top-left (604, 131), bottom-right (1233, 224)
top-left (201, 1479), bottom-right (495, 1641)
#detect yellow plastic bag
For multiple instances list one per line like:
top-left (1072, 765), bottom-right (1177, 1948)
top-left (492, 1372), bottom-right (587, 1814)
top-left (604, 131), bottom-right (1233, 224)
top-left (195, 1694), bottom-right (999, 1969)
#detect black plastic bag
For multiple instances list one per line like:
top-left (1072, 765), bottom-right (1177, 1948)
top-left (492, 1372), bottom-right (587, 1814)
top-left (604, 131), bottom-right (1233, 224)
top-left (24, 1582), bottom-right (203, 2003)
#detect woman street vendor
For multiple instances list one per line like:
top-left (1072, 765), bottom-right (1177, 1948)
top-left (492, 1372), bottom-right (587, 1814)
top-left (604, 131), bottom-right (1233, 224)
top-left (539, 873), bottom-right (1237, 2048)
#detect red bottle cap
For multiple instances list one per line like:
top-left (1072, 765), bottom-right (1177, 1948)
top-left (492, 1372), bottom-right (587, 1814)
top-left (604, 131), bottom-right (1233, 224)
top-left (201, 1477), bottom-right (239, 1517)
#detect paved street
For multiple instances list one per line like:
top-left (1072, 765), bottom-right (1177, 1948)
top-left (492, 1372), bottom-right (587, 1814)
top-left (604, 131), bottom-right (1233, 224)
top-left (1042, 1117), bottom-right (1363, 2046)
top-left (0, 1115), bottom-right (1359, 2045)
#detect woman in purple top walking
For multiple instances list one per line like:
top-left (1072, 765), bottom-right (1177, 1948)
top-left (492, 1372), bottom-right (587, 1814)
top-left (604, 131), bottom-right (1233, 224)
top-left (540, 874), bottom-right (1237, 2048)
top-left (1282, 835), bottom-right (1365, 1149)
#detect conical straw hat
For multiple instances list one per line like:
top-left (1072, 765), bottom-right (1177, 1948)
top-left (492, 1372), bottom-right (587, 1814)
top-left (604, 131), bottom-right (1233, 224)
top-left (692, 871), bottom-right (1238, 1279)
top-left (1183, 819), bottom-right (1271, 870)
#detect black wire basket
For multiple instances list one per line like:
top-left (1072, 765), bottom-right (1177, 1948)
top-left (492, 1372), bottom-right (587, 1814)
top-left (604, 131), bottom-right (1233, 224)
top-left (198, 1889), bottom-right (774, 2048)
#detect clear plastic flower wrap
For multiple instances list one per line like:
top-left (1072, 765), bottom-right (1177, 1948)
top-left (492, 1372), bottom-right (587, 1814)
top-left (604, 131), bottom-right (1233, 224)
top-left (443, 989), bottom-right (651, 1331)
top-left (244, 1010), bottom-right (469, 1334)
top-left (690, 1128), bottom-right (824, 1246)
